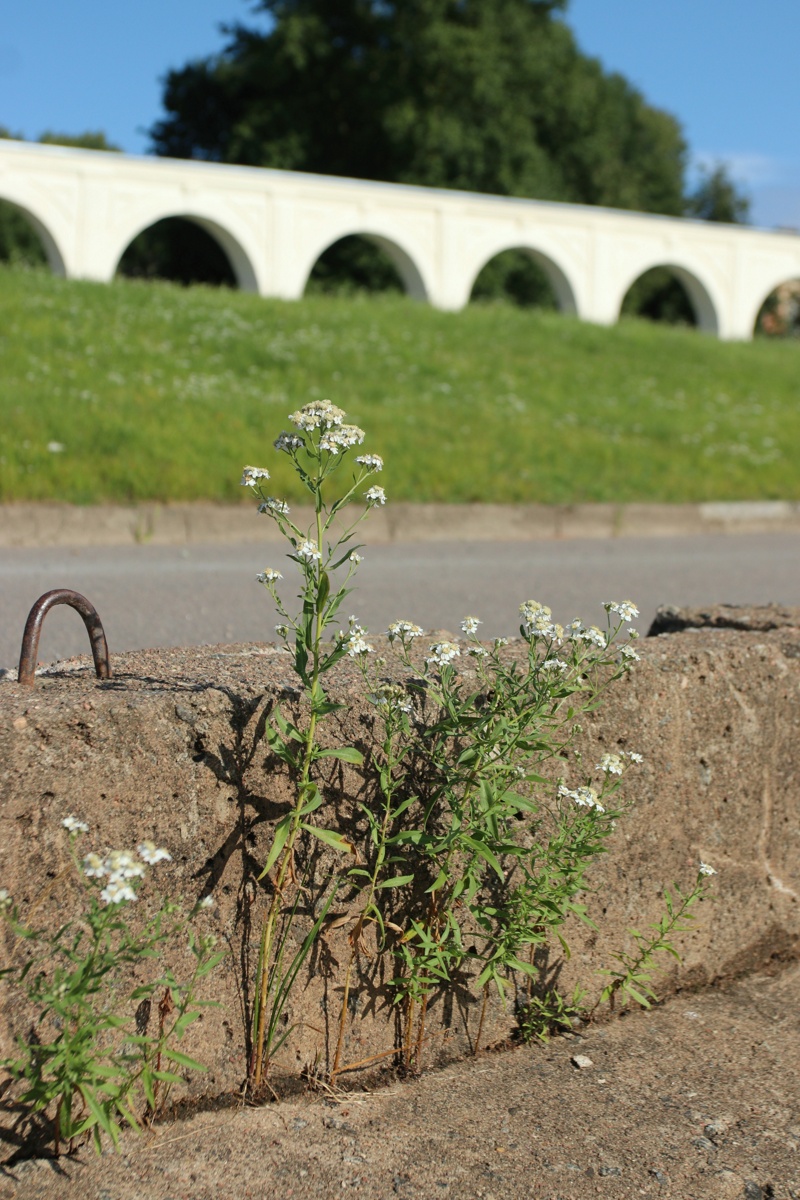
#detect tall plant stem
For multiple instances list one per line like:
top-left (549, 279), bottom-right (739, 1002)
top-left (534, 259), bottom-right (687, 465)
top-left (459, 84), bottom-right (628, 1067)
top-left (473, 983), bottom-right (490, 1056)
top-left (252, 501), bottom-right (326, 1088)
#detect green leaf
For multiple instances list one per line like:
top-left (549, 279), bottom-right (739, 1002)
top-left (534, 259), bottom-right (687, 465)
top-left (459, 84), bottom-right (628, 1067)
top-left (315, 746), bottom-right (364, 765)
top-left (165, 1049), bottom-right (207, 1072)
top-left (376, 874), bottom-right (415, 889)
top-left (301, 825), bottom-right (355, 854)
top-left (461, 835), bottom-right (504, 880)
top-left (258, 814), bottom-right (293, 879)
top-left (317, 570), bottom-right (331, 611)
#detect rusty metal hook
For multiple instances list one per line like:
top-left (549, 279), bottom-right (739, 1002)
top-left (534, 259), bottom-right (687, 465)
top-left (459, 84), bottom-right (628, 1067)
top-left (17, 589), bottom-right (112, 688)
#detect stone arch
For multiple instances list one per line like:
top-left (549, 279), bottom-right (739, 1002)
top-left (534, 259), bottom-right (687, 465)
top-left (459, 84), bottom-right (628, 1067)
top-left (300, 229), bottom-right (430, 301)
top-left (616, 261), bottom-right (720, 334)
top-left (465, 245), bottom-right (578, 315)
top-left (0, 192), bottom-right (67, 276)
top-left (112, 213), bottom-right (260, 292)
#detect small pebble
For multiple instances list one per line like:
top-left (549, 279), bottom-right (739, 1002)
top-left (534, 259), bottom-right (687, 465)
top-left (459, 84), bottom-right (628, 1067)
top-left (571, 1054), bottom-right (594, 1070)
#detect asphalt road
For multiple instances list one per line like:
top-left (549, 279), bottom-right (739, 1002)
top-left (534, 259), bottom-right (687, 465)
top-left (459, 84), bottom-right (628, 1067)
top-left (2, 532), bottom-right (800, 669)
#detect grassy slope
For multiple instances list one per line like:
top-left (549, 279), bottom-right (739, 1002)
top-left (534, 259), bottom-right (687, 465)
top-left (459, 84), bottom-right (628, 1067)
top-left (1, 265), bottom-right (798, 505)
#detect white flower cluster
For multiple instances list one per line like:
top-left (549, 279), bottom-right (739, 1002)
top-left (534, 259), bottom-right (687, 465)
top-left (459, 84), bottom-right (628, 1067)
top-left (520, 602), bottom-right (562, 640)
top-left (465, 645), bottom-right (488, 659)
top-left (355, 454), bottom-right (383, 472)
top-left (370, 682), bottom-right (413, 717)
top-left (240, 466), bottom-right (270, 488)
top-left (603, 600), bottom-right (640, 622)
top-left (319, 424), bottom-right (366, 453)
top-left (256, 569), bottom-right (283, 585)
top-left (620, 644), bottom-right (640, 662)
top-left (558, 784), bottom-right (605, 813)
top-left (258, 498), bottom-right (290, 516)
top-left (349, 551), bottom-right (363, 565)
top-left (426, 641), bottom-right (461, 668)
top-left (0, 887), bottom-right (12, 910)
top-left (364, 486), bottom-right (386, 506)
top-left (275, 623), bottom-right (289, 638)
top-left (566, 620), bottom-right (606, 648)
top-left (274, 431), bottom-right (304, 454)
top-left (460, 616), bottom-right (482, 636)
top-left (61, 815), bottom-right (89, 834)
top-left (296, 539), bottom-right (322, 563)
top-left (80, 842), bottom-right (171, 905)
top-left (596, 753), bottom-right (623, 776)
top-left (698, 860), bottom-right (717, 877)
top-left (340, 616), bottom-right (374, 657)
top-left (289, 399), bottom-right (346, 431)
top-left (387, 620), bottom-right (425, 644)
top-left (494, 636), bottom-right (509, 648)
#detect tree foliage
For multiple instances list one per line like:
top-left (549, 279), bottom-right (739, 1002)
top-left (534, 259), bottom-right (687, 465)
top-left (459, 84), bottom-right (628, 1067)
top-left (151, 0), bottom-right (688, 217)
top-left (686, 162), bottom-right (751, 224)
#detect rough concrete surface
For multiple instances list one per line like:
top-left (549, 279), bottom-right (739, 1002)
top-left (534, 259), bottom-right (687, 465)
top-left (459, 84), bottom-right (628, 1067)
top-left (4, 500), bottom-right (800, 549)
top-left (1, 618), bottom-right (799, 1190)
top-left (2, 960), bottom-right (798, 1200)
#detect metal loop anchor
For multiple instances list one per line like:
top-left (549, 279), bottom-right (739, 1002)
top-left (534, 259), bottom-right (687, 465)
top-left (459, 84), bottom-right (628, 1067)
top-left (17, 589), bottom-right (112, 688)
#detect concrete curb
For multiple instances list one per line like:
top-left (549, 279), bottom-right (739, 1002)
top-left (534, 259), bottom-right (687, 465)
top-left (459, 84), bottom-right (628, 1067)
top-left (2, 500), bottom-right (800, 548)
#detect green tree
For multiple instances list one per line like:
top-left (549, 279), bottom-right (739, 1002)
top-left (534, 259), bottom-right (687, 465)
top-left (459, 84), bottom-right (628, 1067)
top-left (150, 0), bottom-right (687, 217)
top-left (685, 162), bottom-right (750, 224)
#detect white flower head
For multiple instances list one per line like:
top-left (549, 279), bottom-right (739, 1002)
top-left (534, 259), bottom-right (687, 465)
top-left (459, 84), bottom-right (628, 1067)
top-left (460, 616), bottom-right (482, 636)
top-left (597, 753), bottom-right (623, 776)
top-left (603, 600), bottom-right (639, 622)
top-left (387, 620), bottom-right (424, 643)
top-left (258, 498), bottom-right (290, 516)
top-left (138, 840), bottom-right (172, 866)
top-left (355, 454), bottom-right (383, 472)
top-left (100, 880), bottom-right (138, 905)
top-left (370, 683), bottom-right (413, 716)
top-left (274, 431), bottom-right (304, 454)
top-left (296, 539), bottom-right (322, 562)
top-left (558, 784), bottom-right (605, 812)
top-left (520, 601), bottom-right (560, 640)
top-left (0, 888), bottom-right (12, 910)
top-left (256, 569), bottom-right (283, 585)
top-left (82, 852), bottom-right (107, 879)
top-left (625, 751), bottom-right (644, 764)
top-left (349, 551), bottom-right (363, 565)
top-left (289, 399), bottom-right (346, 431)
top-left (319, 423), bottom-right (365, 453)
top-left (342, 618), bottom-right (374, 657)
top-left (365, 486), bottom-right (386, 507)
top-left (240, 466), bottom-right (270, 488)
top-left (540, 658), bottom-right (568, 673)
top-left (620, 644), bottom-right (640, 662)
top-left (578, 626), bottom-right (606, 648)
top-left (494, 636), bottom-right (509, 648)
top-left (62, 815), bottom-right (89, 834)
top-left (699, 861), bottom-right (717, 877)
top-left (466, 645), bottom-right (488, 658)
top-left (275, 623), bottom-right (289, 639)
top-left (199, 894), bottom-right (215, 909)
top-left (426, 641), bottom-right (461, 669)
top-left (104, 850), bottom-right (145, 881)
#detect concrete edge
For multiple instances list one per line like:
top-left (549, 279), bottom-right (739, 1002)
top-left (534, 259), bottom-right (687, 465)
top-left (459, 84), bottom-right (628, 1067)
top-left (2, 500), bottom-right (800, 548)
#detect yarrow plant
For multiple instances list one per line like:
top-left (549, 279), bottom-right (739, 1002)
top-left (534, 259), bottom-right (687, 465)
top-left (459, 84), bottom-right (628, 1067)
top-left (0, 820), bottom-right (223, 1154)
top-left (241, 398), bottom-right (717, 1088)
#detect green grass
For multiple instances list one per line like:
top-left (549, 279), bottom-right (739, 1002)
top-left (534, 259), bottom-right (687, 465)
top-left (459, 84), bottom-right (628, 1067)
top-left (1, 264), bottom-right (799, 505)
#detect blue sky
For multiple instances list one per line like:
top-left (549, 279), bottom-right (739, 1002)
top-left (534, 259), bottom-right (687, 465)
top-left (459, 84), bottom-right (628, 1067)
top-left (1, 0), bottom-right (798, 228)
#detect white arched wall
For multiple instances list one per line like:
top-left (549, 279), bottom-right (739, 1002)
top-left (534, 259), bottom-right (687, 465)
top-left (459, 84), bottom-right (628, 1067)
top-left (0, 190), bottom-right (68, 276)
top-left (296, 226), bottom-right (432, 302)
top-left (105, 210), bottom-right (262, 292)
top-left (614, 259), bottom-right (722, 334)
top-left (465, 243), bottom-right (580, 314)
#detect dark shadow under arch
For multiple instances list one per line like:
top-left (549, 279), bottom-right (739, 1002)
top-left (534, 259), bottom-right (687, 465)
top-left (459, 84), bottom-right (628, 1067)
top-left (620, 267), bottom-right (697, 327)
top-left (304, 233), bottom-right (427, 300)
top-left (754, 279), bottom-right (800, 338)
top-left (0, 197), bottom-right (65, 274)
top-left (470, 248), bottom-right (559, 310)
top-left (116, 217), bottom-right (239, 288)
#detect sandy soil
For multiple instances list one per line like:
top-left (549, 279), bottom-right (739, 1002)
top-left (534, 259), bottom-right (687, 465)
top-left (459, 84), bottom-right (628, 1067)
top-left (2, 961), bottom-right (798, 1200)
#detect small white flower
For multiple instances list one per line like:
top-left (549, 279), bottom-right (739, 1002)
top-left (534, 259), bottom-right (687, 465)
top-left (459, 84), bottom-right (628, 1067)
top-left (274, 431), bottom-right (304, 454)
top-left (370, 683), bottom-right (413, 716)
top-left (104, 850), bottom-right (145, 880)
top-left (275, 623), bottom-right (289, 638)
top-left (138, 841), bottom-right (172, 866)
top-left (625, 751), bottom-right (644, 763)
top-left (61, 815), bottom-right (89, 834)
top-left (47, 441), bottom-right (65, 454)
top-left (342, 618), bottom-right (374, 657)
top-left (319, 423), bottom-right (365, 453)
top-left (426, 641), bottom-right (461, 668)
top-left (240, 466), bottom-right (270, 488)
top-left (0, 888), bottom-right (12, 910)
top-left (256, 569), bottom-right (283, 585)
top-left (466, 645), bottom-right (488, 658)
top-left (460, 616), bottom-right (482, 636)
top-left (603, 600), bottom-right (640, 622)
top-left (289, 399), bottom-right (346, 431)
top-left (493, 637), bottom-right (509, 648)
top-left (349, 551), bottom-right (363, 565)
top-left (82, 852), bottom-right (107, 878)
top-left (387, 620), bottom-right (424, 643)
top-left (627, 628), bottom-right (640, 640)
top-left (558, 784), bottom-right (605, 812)
top-left (100, 880), bottom-right (138, 905)
top-left (577, 626), bottom-right (606, 648)
top-left (620, 644), bottom-right (640, 662)
top-left (596, 753), bottom-right (623, 776)
top-left (355, 454), bottom-right (383, 472)
top-left (520, 601), bottom-right (561, 640)
top-left (296, 539), bottom-right (322, 562)
top-left (540, 658), bottom-right (568, 673)
top-left (699, 861), bottom-right (717, 877)
top-left (258, 498), bottom-right (290, 516)
top-left (198, 894), bottom-right (215, 909)
top-left (365, 486), bottom-right (386, 506)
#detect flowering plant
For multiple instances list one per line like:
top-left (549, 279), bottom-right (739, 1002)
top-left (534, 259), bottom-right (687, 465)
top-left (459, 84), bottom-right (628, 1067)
top-left (0, 819), bottom-right (223, 1154)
